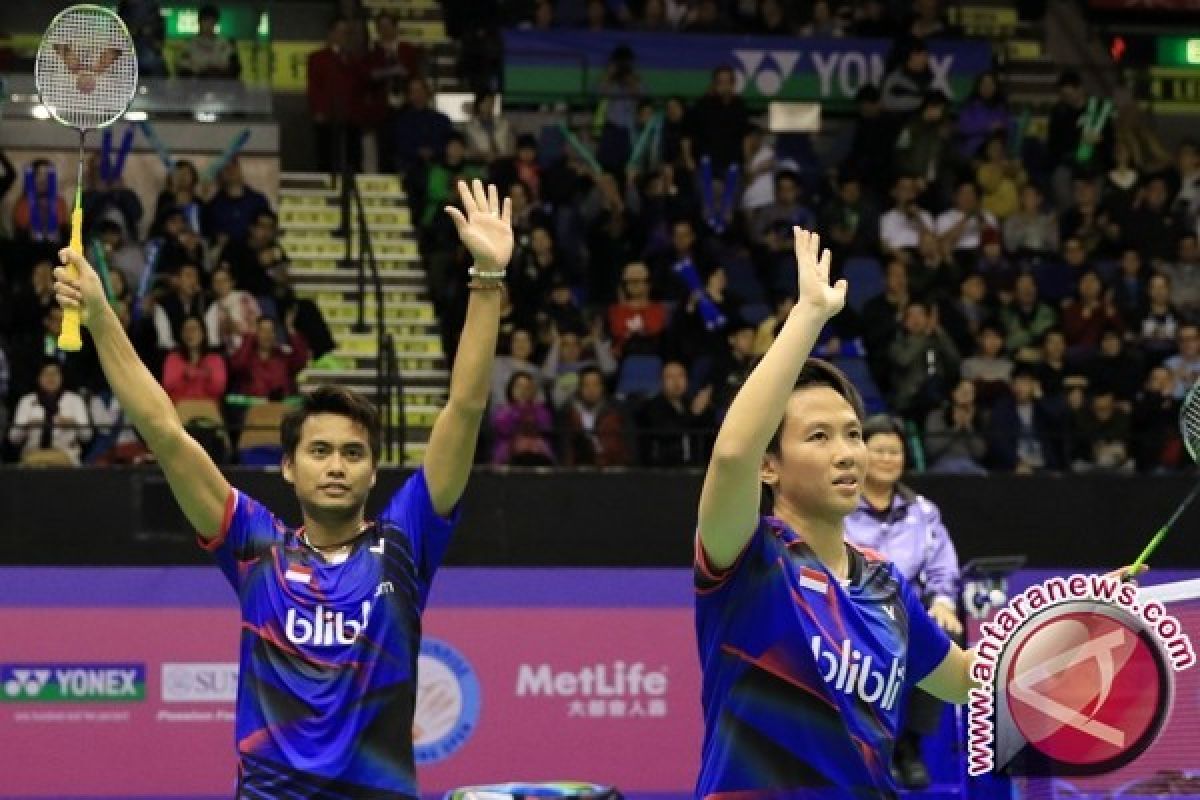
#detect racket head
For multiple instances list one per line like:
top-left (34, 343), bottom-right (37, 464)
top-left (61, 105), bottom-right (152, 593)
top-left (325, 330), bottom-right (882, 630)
top-left (35, 4), bottom-right (138, 132)
top-left (1180, 378), bottom-right (1200, 462)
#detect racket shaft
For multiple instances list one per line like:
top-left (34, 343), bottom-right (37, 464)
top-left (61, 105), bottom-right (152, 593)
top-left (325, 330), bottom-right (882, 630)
top-left (1131, 480), bottom-right (1200, 572)
top-left (58, 204), bottom-right (84, 352)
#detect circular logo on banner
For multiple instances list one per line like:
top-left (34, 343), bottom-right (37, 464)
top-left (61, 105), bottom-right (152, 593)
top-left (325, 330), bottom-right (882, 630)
top-left (1003, 604), bottom-right (1172, 773)
top-left (413, 638), bottom-right (480, 764)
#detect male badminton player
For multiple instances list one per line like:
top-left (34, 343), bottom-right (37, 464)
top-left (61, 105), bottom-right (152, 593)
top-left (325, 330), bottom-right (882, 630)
top-left (53, 179), bottom-right (512, 799)
top-left (693, 229), bottom-right (979, 797)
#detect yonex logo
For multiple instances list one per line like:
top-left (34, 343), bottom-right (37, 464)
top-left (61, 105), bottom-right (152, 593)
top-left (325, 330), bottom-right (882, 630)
top-left (3, 669), bottom-right (51, 698)
top-left (732, 49), bottom-right (801, 97)
top-left (0, 664), bottom-right (146, 702)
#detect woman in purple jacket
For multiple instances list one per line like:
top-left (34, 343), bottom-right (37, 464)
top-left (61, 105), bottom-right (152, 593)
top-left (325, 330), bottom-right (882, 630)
top-left (958, 71), bottom-right (1011, 159)
top-left (844, 414), bottom-right (963, 790)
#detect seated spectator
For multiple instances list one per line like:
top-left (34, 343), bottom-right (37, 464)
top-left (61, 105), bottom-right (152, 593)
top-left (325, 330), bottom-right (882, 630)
top-left (753, 219), bottom-right (801, 297)
top-left (608, 261), bottom-right (668, 357)
top-left (228, 315), bottom-right (309, 400)
top-left (201, 159), bottom-right (270, 244)
top-left (940, 272), bottom-right (994, 356)
top-left (799, 0), bottom-right (844, 36)
top-left (391, 76), bottom-right (452, 175)
top-left (542, 275), bottom-right (587, 335)
top-left (960, 322), bottom-right (1013, 406)
top-left (958, 72), bottom-right (1010, 159)
top-left (1137, 273), bottom-right (1181, 366)
top-left (86, 388), bottom-right (149, 465)
top-left (888, 299), bottom-right (961, 421)
top-left (924, 378), bottom-right (988, 474)
top-left (162, 315), bottom-right (227, 404)
top-left (1062, 270), bottom-right (1124, 357)
top-left (1111, 248), bottom-right (1147, 326)
top-left (976, 133), bottom-right (1026, 220)
top-left (1156, 233), bottom-right (1200, 323)
top-left (739, 125), bottom-right (778, 218)
top-left (665, 265), bottom-right (739, 364)
top-left (908, 231), bottom-right (960, 301)
top-left (82, 153), bottom-right (143, 242)
top-left (707, 319), bottom-right (757, 418)
top-left (881, 37), bottom-right (933, 119)
top-left (1171, 139), bottom-right (1200, 218)
top-left (204, 265), bottom-right (261, 354)
top-left (879, 175), bottom-right (935, 264)
top-left (635, 360), bottom-right (714, 467)
top-left (987, 366), bottom-right (1065, 473)
top-left (155, 209), bottom-right (208, 277)
top-left (263, 262), bottom-right (337, 362)
top-left (177, 3), bottom-right (239, 78)
top-left (509, 225), bottom-right (563, 323)
top-left (1132, 366), bottom-right (1185, 472)
top-left (10, 306), bottom-right (102, 399)
top-left (153, 263), bottom-right (208, 350)
top-left (463, 91), bottom-right (515, 164)
top-left (96, 221), bottom-right (147, 289)
top-left (853, 0), bottom-right (894, 36)
top-left (751, 170), bottom-right (815, 244)
top-left (491, 371), bottom-right (556, 466)
top-left (1088, 328), bottom-right (1144, 405)
top-left (862, 258), bottom-right (911, 395)
top-left (1104, 142), bottom-right (1140, 219)
top-left (1123, 173), bottom-right (1186, 265)
top-left (8, 260), bottom-right (58, 345)
top-left (491, 328), bottom-right (544, 408)
top-left (974, 227), bottom-right (1017, 302)
top-left (1030, 328), bottom-right (1070, 402)
top-left (1033, 235), bottom-right (1090, 306)
top-left (1004, 184), bottom-right (1059, 261)
top-left (153, 160), bottom-right (204, 235)
top-left (819, 170), bottom-right (879, 264)
top-left (1001, 274), bottom-right (1058, 358)
top-left (1058, 175), bottom-right (1120, 260)
top-left (8, 361), bottom-right (91, 464)
top-left (1071, 389), bottom-right (1133, 473)
top-left (752, 293), bottom-right (796, 356)
top-left (559, 366), bottom-right (633, 467)
top-left (542, 324), bottom-right (617, 409)
top-left (421, 133), bottom-right (485, 228)
top-left (936, 180), bottom-right (998, 267)
top-left (842, 85), bottom-right (893, 195)
top-left (12, 159), bottom-right (68, 245)
top-left (895, 90), bottom-right (958, 205)
top-left (907, 0), bottom-right (954, 37)
top-left (218, 209), bottom-right (283, 297)
top-left (1163, 323), bottom-right (1200, 397)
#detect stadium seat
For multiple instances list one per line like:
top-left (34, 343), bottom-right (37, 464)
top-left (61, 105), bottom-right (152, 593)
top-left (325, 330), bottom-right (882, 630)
top-left (19, 448), bottom-right (74, 467)
top-left (843, 257), bottom-right (885, 313)
top-left (175, 398), bottom-right (224, 426)
top-left (833, 356), bottom-right (885, 414)
top-left (616, 354), bottom-right (663, 398)
top-left (237, 402), bottom-right (288, 464)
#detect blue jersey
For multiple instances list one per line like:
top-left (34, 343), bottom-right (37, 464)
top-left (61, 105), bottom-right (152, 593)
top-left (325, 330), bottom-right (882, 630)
top-left (201, 468), bottom-right (458, 799)
top-left (694, 516), bottom-right (951, 799)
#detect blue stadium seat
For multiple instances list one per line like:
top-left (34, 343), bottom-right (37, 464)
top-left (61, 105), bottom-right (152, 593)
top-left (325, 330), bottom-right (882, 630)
top-left (843, 257), bottom-right (885, 313)
top-left (834, 356), bottom-right (885, 414)
top-left (616, 354), bottom-right (663, 398)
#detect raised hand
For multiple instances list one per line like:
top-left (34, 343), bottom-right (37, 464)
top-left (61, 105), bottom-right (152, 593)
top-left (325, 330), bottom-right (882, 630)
top-left (793, 228), bottom-right (845, 320)
top-left (445, 179), bottom-right (514, 272)
top-left (53, 248), bottom-right (108, 328)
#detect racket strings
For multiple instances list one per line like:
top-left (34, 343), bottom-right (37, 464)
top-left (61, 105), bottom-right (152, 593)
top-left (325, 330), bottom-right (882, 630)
top-left (35, 7), bottom-right (137, 131)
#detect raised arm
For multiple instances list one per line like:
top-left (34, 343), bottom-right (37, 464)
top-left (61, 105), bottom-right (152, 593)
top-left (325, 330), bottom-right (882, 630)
top-left (422, 180), bottom-right (514, 516)
top-left (697, 230), bottom-right (846, 569)
top-left (54, 248), bottom-right (231, 539)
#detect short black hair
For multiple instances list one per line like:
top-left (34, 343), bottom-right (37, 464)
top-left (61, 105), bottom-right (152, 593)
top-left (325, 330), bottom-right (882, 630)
top-left (862, 413), bottom-right (905, 443)
top-left (281, 386), bottom-right (382, 464)
top-left (766, 358), bottom-right (865, 456)
top-left (199, 4), bottom-right (219, 21)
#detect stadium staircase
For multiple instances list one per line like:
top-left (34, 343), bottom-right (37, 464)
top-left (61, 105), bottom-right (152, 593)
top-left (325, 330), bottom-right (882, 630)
top-left (278, 172), bottom-right (447, 466)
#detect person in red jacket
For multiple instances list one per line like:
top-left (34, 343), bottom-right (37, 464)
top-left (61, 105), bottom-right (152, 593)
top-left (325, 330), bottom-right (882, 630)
top-left (229, 313), bottom-right (310, 400)
top-left (608, 260), bottom-right (667, 357)
top-left (307, 17), bottom-right (365, 173)
top-left (162, 315), bottom-right (227, 404)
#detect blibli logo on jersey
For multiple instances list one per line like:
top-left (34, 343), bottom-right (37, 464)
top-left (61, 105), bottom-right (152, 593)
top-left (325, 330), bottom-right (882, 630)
top-left (811, 637), bottom-right (905, 711)
top-left (285, 602), bottom-right (372, 647)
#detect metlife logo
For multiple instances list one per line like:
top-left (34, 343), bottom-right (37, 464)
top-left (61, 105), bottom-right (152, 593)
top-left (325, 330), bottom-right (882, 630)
top-left (1, 664), bottom-right (146, 703)
top-left (161, 663), bottom-right (239, 703)
top-left (516, 661), bottom-right (670, 720)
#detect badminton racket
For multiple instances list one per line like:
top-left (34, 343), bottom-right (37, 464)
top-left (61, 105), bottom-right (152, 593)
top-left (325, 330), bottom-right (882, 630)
top-left (35, 4), bottom-right (138, 351)
top-left (1129, 379), bottom-right (1200, 574)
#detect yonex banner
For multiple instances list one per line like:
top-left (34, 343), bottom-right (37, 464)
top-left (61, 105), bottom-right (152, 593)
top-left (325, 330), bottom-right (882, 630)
top-left (502, 30), bottom-right (992, 107)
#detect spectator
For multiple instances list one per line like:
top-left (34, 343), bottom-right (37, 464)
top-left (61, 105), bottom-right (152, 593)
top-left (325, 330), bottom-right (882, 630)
top-left (1104, 142), bottom-right (1140, 219)
top-left (595, 45), bottom-right (643, 169)
top-left (940, 272), bottom-right (994, 356)
top-left (201, 159), bottom-right (270, 244)
top-left (491, 371), bottom-right (556, 466)
top-left (491, 328), bottom-right (545, 408)
top-left (960, 322), bottom-right (1013, 403)
top-left (153, 263), bottom-right (208, 350)
top-left (666, 265), bottom-right (739, 363)
top-left (637, 0), bottom-right (669, 30)
top-left (635, 360), bottom-right (714, 467)
top-left (973, 227), bottom-right (1017, 302)
top-left (1047, 71), bottom-right (1113, 209)
top-left (1132, 366), bottom-right (1184, 472)
top-left (177, 4), bottom-right (240, 78)
top-left (1124, 174), bottom-right (1186, 265)
top-left (908, 231), bottom-right (960, 301)
top-left (1071, 390), bottom-right (1133, 473)
top-left (1031, 328), bottom-right (1070, 401)
top-left (683, 0), bottom-right (725, 33)
top-left (153, 160), bottom-right (204, 236)
top-left (204, 265), bottom-right (261, 354)
top-left (421, 133), bottom-right (485, 228)
top-left (936, 180), bottom-right (998, 266)
top-left (879, 175), bottom-right (935, 263)
top-left (218, 208), bottom-right (282, 297)
top-left (363, 11), bottom-right (420, 169)
top-left (752, 293), bottom-right (796, 356)
top-left (862, 258), bottom-right (910, 394)
top-left (819, 170), bottom-right (880, 264)
top-left (119, 0), bottom-right (168, 77)
top-left (8, 260), bottom-right (58, 346)
top-left (707, 319), bottom-right (757, 417)
top-left (852, 0), bottom-right (894, 36)
top-left (97, 220), bottom-right (147, 288)
top-left (609, 261), bottom-right (668, 358)
top-left (842, 85), bottom-right (893, 195)
top-left (559, 366), bottom-right (633, 466)
top-left (157, 210), bottom-right (210, 278)
top-left (542, 274), bottom-right (587, 335)
top-left (463, 91), bottom-right (515, 164)
top-left (1001, 274), bottom-right (1058, 357)
top-left (1003, 184), bottom-right (1059, 261)
top-left (1034, 235), bottom-right (1090, 306)
top-left (1062, 271), bottom-right (1124, 357)
top-left (1088, 328), bottom-right (1144, 405)
top-left (228, 316), bottom-right (310, 400)
top-left (82, 153), bottom-right (143, 242)
top-left (799, 0), bottom-right (844, 36)
top-left (976, 133), bottom-right (1026, 220)
top-left (1170, 139), bottom-right (1200, 218)
top-left (391, 76), bottom-right (453, 175)
top-left (881, 37), bottom-right (933, 119)
top-left (751, 171), bottom-right (815, 244)
top-left (739, 127), bottom-right (777, 217)
top-left (686, 66), bottom-right (749, 172)
top-left (1058, 175), bottom-right (1114, 259)
top-left (542, 325), bottom-right (617, 409)
top-left (924, 378), bottom-right (988, 474)
top-left (958, 71), bottom-right (1010, 159)
top-left (8, 361), bottom-right (91, 465)
top-left (509, 226), bottom-right (563, 319)
top-left (908, 0), bottom-right (953, 38)
top-left (12, 159), bottom-right (69, 246)
top-left (1137, 273), bottom-right (1181, 366)
top-left (895, 90), bottom-right (958, 205)
top-left (161, 315), bottom-right (227, 404)
top-left (987, 366), bottom-right (1065, 473)
top-left (1111, 248), bottom-right (1147, 327)
top-left (1163, 323), bottom-right (1200, 398)
top-left (1157, 233), bottom-right (1200, 322)
top-left (307, 17), bottom-right (366, 173)
top-left (262, 262), bottom-right (338, 363)
top-left (888, 299), bottom-right (960, 420)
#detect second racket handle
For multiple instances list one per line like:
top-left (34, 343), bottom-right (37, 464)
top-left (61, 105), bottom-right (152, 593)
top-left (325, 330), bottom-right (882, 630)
top-left (58, 206), bottom-right (84, 352)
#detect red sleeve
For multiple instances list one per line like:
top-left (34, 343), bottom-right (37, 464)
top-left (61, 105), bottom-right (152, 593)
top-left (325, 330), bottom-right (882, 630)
top-left (161, 352), bottom-right (184, 400)
top-left (197, 488), bottom-right (238, 551)
top-left (306, 51), bottom-right (328, 116)
top-left (285, 330), bottom-right (310, 374)
top-left (205, 354), bottom-right (227, 401)
top-left (228, 335), bottom-right (255, 375)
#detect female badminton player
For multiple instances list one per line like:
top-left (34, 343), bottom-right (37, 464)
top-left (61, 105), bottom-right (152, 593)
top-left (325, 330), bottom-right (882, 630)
top-left (53, 179), bottom-right (512, 799)
top-left (693, 229), bottom-right (978, 797)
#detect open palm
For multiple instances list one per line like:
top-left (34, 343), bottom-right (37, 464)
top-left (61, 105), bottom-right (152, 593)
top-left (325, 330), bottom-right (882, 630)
top-left (793, 227), bottom-right (845, 319)
top-left (445, 179), bottom-right (514, 272)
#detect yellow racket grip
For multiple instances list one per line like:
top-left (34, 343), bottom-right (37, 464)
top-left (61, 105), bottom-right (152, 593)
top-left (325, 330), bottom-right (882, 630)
top-left (58, 206), bottom-right (84, 352)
